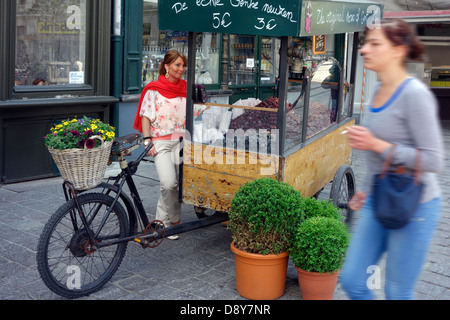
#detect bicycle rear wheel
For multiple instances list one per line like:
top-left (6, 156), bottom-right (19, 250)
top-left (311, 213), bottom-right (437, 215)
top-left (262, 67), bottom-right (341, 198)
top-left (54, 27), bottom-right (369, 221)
top-left (37, 193), bottom-right (129, 299)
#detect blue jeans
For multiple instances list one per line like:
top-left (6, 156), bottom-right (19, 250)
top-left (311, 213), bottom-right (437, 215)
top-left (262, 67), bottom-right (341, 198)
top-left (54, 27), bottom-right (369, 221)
top-left (340, 196), bottom-right (441, 300)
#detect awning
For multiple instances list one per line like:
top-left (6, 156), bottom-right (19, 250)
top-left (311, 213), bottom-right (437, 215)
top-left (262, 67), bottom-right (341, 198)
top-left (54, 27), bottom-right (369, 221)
top-left (371, 0), bottom-right (448, 11)
top-left (370, 0), bottom-right (450, 22)
top-left (158, 0), bottom-right (384, 37)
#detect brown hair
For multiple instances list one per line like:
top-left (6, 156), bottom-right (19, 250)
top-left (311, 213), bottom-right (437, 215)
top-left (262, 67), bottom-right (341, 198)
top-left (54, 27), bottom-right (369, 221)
top-left (158, 49), bottom-right (188, 76)
top-left (364, 18), bottom-right (425, 63)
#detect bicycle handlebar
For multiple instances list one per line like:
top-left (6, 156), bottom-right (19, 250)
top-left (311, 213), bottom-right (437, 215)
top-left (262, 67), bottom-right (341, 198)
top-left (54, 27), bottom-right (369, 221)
top-left (110, 133), bottom-right (153, 162)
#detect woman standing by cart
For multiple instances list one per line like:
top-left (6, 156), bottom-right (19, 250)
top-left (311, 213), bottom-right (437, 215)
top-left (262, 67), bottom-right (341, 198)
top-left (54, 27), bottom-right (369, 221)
top-left (340, 19), bottom-right (444, 300)
top-left (134, 49), bottom-right (188, 240)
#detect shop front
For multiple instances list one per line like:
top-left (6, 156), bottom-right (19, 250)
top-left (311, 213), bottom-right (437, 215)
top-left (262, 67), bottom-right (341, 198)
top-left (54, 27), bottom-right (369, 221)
top-left (377, 3), bottom-right (450, 119)
top-left (0, 0), bottom-right (116, 183)
top-left (410, 15), bottom-right (450, 120)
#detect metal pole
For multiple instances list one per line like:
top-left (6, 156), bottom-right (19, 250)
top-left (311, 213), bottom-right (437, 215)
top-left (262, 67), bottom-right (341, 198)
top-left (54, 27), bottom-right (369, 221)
top-left (302, 71), bottom-right (311, 143)
top-left (186, 32), bottom-right (196, 136)
top-left (277, 36), bottom-right (289, 156)
top-left (349, 32), bottom-right (360, 118)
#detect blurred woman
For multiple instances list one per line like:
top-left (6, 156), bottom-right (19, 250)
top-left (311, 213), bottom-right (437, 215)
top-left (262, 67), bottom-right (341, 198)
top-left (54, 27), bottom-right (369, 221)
top-left (340, 19), bottom-right (444, 300)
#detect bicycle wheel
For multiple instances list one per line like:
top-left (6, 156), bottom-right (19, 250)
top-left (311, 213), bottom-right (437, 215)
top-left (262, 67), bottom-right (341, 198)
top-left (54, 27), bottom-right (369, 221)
top-left (37, 193), bottom-right (129, 299)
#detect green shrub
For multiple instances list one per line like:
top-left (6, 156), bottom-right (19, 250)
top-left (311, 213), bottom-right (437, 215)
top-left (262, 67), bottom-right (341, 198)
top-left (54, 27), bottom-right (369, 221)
top-left (300, 197), bottom-right (343, 222)
top-left (290, 216), bottom-right (350, 273)
top-left (229, 178), bottom-right (304, 255)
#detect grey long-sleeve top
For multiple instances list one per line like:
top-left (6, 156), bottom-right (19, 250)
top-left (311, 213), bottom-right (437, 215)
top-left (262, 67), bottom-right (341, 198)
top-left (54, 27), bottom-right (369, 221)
top-left (360, 77), bottom-right (444, 203)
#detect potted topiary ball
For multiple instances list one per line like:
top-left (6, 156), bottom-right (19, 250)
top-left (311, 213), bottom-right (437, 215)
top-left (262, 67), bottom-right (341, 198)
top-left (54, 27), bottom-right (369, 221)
top-left (300, 196), bottom-right (345, 221)
top-left (289, 215), bottom-right (350, 300)
top-left (228, 177), bottom-right (304, 300)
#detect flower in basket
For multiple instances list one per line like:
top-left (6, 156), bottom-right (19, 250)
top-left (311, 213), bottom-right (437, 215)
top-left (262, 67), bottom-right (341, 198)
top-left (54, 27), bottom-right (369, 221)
top-left (44, 116), bottom-right (115, 150)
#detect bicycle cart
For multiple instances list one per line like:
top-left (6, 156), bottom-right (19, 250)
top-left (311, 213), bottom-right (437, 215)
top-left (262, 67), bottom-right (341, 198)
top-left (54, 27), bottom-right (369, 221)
top-left (36, 0), bottom-right (383, 299)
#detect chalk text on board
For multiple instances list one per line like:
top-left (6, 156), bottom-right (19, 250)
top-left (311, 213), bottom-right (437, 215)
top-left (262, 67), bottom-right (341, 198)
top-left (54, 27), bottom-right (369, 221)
top-left (255, 17), bottom-right (277, 31)
top-left (196, 0), bottom-right (224, 7)
top-left (212, 12), bottom-right (232, 28)
top-left (172, 2), bottom-right (188, 14)
top-left (261, 4), bottom-right (297, 23)
top-left (230, 0), bottom-right (259, 10)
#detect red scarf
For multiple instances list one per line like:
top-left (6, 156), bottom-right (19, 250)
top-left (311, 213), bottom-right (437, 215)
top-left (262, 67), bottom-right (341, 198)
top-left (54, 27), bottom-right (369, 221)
top-left (133, 75), bottom-right (187, 133)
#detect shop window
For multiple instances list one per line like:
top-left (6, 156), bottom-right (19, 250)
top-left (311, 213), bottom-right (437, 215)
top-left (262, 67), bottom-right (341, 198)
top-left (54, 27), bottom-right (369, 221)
top-left (14, 0), bottom-right (87, 87)
top-left (416, 23), bottom-right (450, 88)
top-left (142, 32), bottom-right (220, 87)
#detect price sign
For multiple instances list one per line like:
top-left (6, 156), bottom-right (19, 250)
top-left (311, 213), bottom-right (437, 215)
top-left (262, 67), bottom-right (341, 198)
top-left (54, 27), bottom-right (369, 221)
top-left (313, 35), bottom-right (326, 55)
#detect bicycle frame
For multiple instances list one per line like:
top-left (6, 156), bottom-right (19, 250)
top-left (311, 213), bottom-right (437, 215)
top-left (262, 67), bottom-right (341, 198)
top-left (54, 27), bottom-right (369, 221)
top-left (62, 136), bottom-right (229, 250)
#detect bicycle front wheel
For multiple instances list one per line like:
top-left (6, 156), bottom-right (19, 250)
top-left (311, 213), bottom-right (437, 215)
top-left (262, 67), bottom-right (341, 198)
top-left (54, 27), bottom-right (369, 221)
top-left (37, 193), bottom-right (129, 299)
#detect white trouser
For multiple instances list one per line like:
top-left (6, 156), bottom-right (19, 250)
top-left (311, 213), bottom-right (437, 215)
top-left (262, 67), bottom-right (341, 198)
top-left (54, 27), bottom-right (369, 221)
top-left (153, 140), bottom-right (182, 227)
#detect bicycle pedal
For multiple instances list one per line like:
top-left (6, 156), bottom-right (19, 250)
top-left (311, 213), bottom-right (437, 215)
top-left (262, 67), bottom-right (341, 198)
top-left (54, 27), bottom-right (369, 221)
top-left (134, 237), bottom-right (152, 248)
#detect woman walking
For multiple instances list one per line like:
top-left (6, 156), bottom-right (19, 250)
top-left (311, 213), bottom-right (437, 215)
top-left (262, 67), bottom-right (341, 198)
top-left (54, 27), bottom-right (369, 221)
top-left (134, 50), bottom-right (188, 240)
top-left (340, 18), bottom-right (444, 299)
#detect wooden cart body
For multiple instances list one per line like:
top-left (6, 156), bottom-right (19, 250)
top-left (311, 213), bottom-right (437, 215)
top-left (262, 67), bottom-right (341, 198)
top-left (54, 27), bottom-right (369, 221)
top-left (183, 119), bottom-right (354, 212)
top-left (158, 0), bottom-right (383, 213)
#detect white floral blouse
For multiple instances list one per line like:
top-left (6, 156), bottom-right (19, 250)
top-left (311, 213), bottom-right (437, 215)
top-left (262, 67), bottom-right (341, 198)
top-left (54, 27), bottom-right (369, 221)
top-left (140, 90), bottom-right (186, 139)
top-left (140, 90), bottom-right (207, 139)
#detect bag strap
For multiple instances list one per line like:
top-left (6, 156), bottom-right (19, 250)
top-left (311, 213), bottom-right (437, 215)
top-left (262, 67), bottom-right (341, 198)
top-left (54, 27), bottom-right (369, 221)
top-left (379, 145), bottom-right (422, 185)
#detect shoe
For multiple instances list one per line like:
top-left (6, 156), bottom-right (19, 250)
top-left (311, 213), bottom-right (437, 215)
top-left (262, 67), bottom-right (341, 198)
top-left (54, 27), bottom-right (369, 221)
top-left (167, 234), bottom-right (179, 240)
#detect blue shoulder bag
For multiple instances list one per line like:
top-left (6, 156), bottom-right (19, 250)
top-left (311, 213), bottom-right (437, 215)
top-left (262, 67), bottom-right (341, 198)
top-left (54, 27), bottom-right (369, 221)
top-left (373, 145), bottom-right (424, 229)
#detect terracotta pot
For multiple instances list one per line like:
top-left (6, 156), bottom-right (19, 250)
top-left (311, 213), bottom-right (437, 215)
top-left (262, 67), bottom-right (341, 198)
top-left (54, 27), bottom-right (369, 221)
top-left (296, 267), bottom-right (339, 300)
top-left (231, 242), bottom-right (289, 300)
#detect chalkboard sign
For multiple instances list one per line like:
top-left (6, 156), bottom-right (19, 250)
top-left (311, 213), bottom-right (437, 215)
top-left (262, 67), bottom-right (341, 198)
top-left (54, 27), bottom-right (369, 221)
top-left (300, 0), bottom-right (383, 36)
top-left (158, 0), bottom-right (383, 37)
top-left (159, 0), bottom-right (301, 37)
top-left (313, 35), bottom-right (326, 54)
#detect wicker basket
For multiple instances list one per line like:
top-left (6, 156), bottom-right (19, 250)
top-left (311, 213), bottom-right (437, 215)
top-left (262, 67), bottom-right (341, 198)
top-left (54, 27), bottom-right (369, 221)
top-left (48, 136), bottom-right (113, 191)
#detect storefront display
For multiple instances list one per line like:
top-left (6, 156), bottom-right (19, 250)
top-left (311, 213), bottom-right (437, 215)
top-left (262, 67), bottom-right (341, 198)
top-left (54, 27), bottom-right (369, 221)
top-left (141, 33), bottom-right (220, 87)
top-left (261, 37), bottom-right (279, 85)
top-left (415, 22), bottom-right (450, 119)
top-left (15, 0), bottom-right (87, 86)
top-left (229, 34), bottom-right (256, 86)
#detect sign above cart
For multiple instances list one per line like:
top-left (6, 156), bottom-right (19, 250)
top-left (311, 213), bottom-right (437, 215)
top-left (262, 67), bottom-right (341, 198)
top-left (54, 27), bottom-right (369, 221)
top-left (158, 0), bottom-right (383, 37)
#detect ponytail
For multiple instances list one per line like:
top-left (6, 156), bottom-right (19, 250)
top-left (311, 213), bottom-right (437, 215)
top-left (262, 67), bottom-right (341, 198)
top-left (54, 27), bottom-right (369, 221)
top-left (364, 18), bottom-right (426, 63)
top-left (407, 36), bottom-right (425, 62)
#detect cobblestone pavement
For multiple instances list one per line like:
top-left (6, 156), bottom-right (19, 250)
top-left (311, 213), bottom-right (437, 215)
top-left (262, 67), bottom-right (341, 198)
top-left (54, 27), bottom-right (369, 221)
top-left (0, 122), bottom-right (449, 302)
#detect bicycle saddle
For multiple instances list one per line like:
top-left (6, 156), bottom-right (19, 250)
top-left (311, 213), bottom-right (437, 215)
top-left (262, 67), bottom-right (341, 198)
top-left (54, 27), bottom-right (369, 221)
top-left (114, 133), bottom-right (141, 145)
